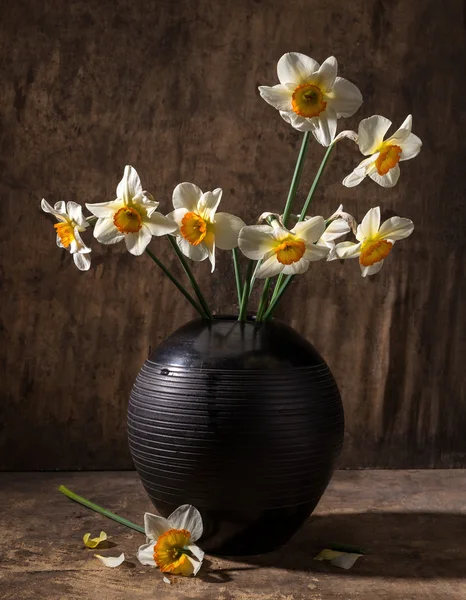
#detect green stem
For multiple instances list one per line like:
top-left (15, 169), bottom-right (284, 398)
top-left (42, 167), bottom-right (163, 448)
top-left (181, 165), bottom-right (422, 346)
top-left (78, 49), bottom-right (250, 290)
top-left (168, 236), bottom-right (213, 319)
top-left (282, 131), bottom-right (311, 226)
top-left (262, 275), bottom-right (295, 320)
top-left (58, 485), bottom-right (145, 535)
top-left (270, 273), bottom-right (285, 304)
top-left (232, 248), bottom-right (243, 306)
top-left (298, 143), bottom-right (335, 223)
top-left (238, 261), bottom-right (255, 321)
top-left (145, 248), bottom-right (206, 318)
top-left (255, 278), bottom-right (272, 321)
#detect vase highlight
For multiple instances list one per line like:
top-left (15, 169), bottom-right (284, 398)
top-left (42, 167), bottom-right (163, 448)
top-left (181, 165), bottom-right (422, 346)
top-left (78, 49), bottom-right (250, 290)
top-left (128, 317), bottom-right (344, 555)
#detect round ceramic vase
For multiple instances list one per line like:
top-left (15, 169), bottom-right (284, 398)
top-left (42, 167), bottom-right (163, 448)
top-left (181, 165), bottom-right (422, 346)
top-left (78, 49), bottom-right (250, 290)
top-left (127, 317), bottom-right (344, 555)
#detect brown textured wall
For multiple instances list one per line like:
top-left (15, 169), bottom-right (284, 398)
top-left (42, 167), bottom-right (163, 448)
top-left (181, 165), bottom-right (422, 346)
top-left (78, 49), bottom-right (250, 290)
top-left (1, 0), bottom-right (465, 470)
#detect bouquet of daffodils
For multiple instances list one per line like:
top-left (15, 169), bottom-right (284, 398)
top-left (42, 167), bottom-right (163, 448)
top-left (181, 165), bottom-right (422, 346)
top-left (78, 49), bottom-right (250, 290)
top-left (42, 53), bottom-right (421, 322)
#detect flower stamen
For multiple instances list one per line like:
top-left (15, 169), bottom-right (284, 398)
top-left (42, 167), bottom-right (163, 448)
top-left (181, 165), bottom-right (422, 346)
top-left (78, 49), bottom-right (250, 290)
top-left (180, 212), bottom-right (207, 246)
top-left (54, 222), bottom-right (75, 248)
top-left (360, 239), bottom-right (393, 266)
top-left (275, 238), bottom-right (306, 265)
top-left (113, 206), bottom-right (143, 233)
top-left (291, 84), bottom-right (327, 118)
top-left (375, 145), bottom-right (402, 176)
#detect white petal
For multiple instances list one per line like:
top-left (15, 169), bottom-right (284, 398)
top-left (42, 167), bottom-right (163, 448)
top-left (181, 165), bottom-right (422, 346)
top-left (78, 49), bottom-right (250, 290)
top-left (198, 189), bottom-right (222, 221)
top-left (144, 513), bottom-right (171, 540)
top-left (292, 216), bottom-right (325, 243)
top-left (335, 241), bottom-right (362, 259)
top-left (41, 199), bottom-right (67, 222)
top-left (378, 217), bottom-right (414, 241)
top-left (361, 260), bottom-right (385, 277)
top-left (358, 207), bottom-right (381, 240)
top-left (95, 553), bottom-right (125, 568)
top-left (54, 201), bottom-right (66, 214)
top-left (173, 182), bottom-right (203, 211)
top-left (166, 208), bottom-right (188, 228)
top-left (327, 77), bottom-right (363, 118)
top-left (138, 196), bottom-right (160, 217)
top-left (334, 129), bottom-right (358, 143)
top-left (203, 234), bottom-right (216, 272)
top-left (313, 56), bottom-right (337, 92)
top-left (330, 553), bottom-right (362, 569)
top-left (312, 107), bottom-right (337, 146)
top-left (255, 254), bottom-right (283, 278)
top-left (93, 218), bottom-right (124, 244)
top-left (214, 213), bottom-right (246, 250)
top-left (282, 258), bottom-right (310, 274)
top-left (258, 84), bottom-right (293, 111)
top-left (342, 169), bottom-right (366, 188)
top-left (73, 252), bottom-right (91, 271)
top-left (279, 110), bottom-right (315, 132)
top-left (86, 199), bottom-right (123, 218)
top-left (322, 218), bottom-right (351, 239)
top-left (168, 505), bottom-right (203, 543)
top-left (238, 225), bottom-right (276, 260)
top-left (177, 236), bottom-right (209, 261)
top-left (144, 212), bottom-right (178, 236)
top-left (277, 52), bottom-right (319, 85)
top-left (303, 244), bottom-right (330, 262)
top-left (186, 544), bottom-right (205, 575)
top-left (137, 542), bottom-right (157, 566)
top-left (163, 576), bottom-right (171, 584)
top-left (386, 114), bottom-right (412, 145)
top-left (124, 226), bottom-right (152, 256)
top-left (368, 163), bottom-right (400, 188)
top-left (116, 165), bottom-right (142, 204)
top-left (399, 133), bottom-right (422, 161)
top-left (357, 115), bottom-right (392, 156)
top-left (66, 202), bottom-right (88, 229)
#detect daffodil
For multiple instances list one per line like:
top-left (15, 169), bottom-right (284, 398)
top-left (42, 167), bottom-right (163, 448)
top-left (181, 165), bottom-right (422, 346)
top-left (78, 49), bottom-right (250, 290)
top-left (258, 53), bottom-right (362, 146)
top-left (239, 216), bottom-right (329, 278)
top-left (335, 207), bottom-right (414, 277)
top-left (137, 505), bottom-right (204, 576)
top-left (343, 115), bottom-right (422, 188)
top-left (86, 165), bottom-right (177, 256)
top-left (167, 183), bottom-right (245, 272)
top-left (41, 199), bottom-right (92, 271)
top-left (315, 205), bottom-right (354, 260)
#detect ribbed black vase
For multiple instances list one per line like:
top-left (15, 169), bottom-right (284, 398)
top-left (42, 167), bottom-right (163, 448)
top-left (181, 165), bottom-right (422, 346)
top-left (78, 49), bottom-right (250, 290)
top-left (128, 317), bottom-right (344, 556)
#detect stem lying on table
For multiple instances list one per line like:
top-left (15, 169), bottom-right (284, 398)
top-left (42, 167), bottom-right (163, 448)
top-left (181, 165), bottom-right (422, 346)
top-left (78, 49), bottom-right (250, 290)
top-left (58, 485), bottom-right (145, 535)
top-left (232, 248), bottom-right (243, 306)
top-left (145, 248), bottom-right (207, 318)
top-left (167, 236), bottom-right (213, 319)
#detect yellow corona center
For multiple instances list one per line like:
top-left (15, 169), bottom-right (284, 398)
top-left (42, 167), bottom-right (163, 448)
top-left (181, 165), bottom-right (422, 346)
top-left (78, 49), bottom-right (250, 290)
top-left (154, 528), bottom-right (193, 575)
top-left (360, 239), bottom-right (393, 266)
top-left (291, 84), bottom-right (327, 118)
top-left (275, 238), bottom-right (306, 265)
top-left (180, 212), bottom-right (207, 245)
top-left (113, 206), bottom-right (142, 233)
top-left (54, 222), bottom-right (75, 248)
top-left (375, 144), bottom-right (402, 176)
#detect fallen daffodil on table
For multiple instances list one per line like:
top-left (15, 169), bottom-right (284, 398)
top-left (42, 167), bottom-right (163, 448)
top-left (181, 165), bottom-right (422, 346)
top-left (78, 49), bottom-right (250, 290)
top-left (86, 165), bottom-right (177, 256)
top-left (137, 505), bottom-right (204, 576)
top-left (167, 182), bottom-right (245, 272)
top-left (83, 531), bottom-right (108, 548)
top-left (335, 206), bottom-right (414, 277)
top-left (343, 114), bottom-right (422, 188)
top-left (41, 199), bottom-right (92, 271)
top-left (259, 53), bottom-right (363, 146)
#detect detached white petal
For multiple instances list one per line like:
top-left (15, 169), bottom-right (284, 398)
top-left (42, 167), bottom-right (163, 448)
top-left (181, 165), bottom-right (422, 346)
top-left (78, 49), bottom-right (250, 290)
top-left (95, 553), bottom-right (125, 568)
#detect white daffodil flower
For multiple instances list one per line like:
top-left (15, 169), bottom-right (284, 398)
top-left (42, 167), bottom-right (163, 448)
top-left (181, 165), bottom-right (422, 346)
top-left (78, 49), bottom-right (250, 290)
top-left (41, 199), bottom-right (91, 271)
top-left (314, 205), bottom-right (353, 261)
top-left (167, 182), bottom-right (245, 272)
top-left (335, 206), bottom-right (414, 277)
top-left (239, 217), bottom-right (329, 278)
top-left (137, 505), bottom-right (204, 577)
top-left (258, 53), bottom-right (363, 146)
top-left (343, 115), bottom-right (422, 188)
top-left (86, 165), bottom-right (177, 256)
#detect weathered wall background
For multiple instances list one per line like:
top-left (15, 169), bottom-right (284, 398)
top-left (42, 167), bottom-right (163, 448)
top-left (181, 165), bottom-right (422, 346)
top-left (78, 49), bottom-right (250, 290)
top-left (1, 0), bottom-right (464, 470)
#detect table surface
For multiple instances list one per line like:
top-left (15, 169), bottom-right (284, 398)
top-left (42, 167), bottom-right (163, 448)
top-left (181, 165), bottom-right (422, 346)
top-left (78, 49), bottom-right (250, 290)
top-left (1, 470), bottom-right (465, 600)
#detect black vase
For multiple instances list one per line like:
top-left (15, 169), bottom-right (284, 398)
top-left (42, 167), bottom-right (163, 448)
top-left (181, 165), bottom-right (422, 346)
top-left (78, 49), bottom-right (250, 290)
top-left (127, 317), bottom-right (344, 556)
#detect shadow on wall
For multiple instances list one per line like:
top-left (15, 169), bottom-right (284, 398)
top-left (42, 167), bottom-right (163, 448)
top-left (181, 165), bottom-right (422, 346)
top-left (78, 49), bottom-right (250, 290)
top-left (219, 511), bottom-right (466, 579)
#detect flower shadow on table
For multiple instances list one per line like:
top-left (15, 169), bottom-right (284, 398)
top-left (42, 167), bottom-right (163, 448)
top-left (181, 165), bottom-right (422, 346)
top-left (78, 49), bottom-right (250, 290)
top-left (225, 512), bottom-right (466, 578)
